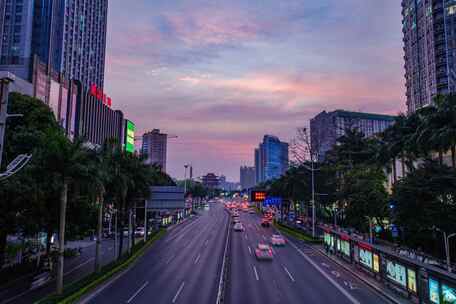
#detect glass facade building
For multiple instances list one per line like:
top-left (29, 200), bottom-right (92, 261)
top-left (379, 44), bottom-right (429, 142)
top-left (0, 0), bottom-right (108, 89)
top-left (254, 135), bottom-right (289, 184)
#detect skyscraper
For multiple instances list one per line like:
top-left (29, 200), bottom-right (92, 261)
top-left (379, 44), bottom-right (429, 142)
top-left (142, 129), bottom-right (168, 172)
top-left (402, 0), bottom-right (456, 113)
top-left (0, 0), bottom-right (108, 88)
top-left (254, 135), bottom-right (289, 184)
top-left (240, 166), bottom-right (256, 190)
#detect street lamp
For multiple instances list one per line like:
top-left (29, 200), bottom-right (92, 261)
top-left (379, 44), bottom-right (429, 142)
top-left (434, 227), bottom-right (456, 273)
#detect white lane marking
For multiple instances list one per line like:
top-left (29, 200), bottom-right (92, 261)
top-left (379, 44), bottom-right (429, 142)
top-left (245, 234), bottom-right (248, 240)
top-left (248, 246), bottom-right (252, 255)
top-left (283, 266), bottom-right (295, 282)
top-left (271, 247), bottom-right (276, 255)
top-left (166, 254), bottom-right (175, 265)
top-left (204, 239), bottom-right (209, 247)
top-left (216, 211), bottom-right (231, 304)
top-left (288, 240), bottom-right (360, 304)
top-left (253, 265), bottom-right (259, 281)
top-left (126, 281), bottom-right (149, 303)
top-left (194, 253), bottom-right (201, 264)
top-left (321, 262), bottom-right (330, 268)
top-left (172, 281), bottom-right (185, 303)
top-left (108, 247), bottom-right (113, 251)
top-left (64, 258), bottom-right (95, 276)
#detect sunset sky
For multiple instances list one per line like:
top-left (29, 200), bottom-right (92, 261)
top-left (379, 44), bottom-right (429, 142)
top-left (105, 1), bottom-right (405, 182)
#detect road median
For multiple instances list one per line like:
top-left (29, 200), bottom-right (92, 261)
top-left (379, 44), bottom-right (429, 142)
top-left (35, 229), bottom-right (166, 304)
top-left (274, 222), bottom-right (322, 244)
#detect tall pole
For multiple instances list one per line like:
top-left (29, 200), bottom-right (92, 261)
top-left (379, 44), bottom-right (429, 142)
top-left (0, 79), bottom-right (11, 169)
top-left (369, 217), bottom-right (373, 244)
top-left (444, 231), bottom-right (451, 273)
top-left (311, 157), bottom-right (316, 238)
top-left (448, 234), bottom-right (456, 273)
top-left (184, 165), bottom-right (188, 194)
top-left (114, 211), bottom-right (118, 259)
top-left (143, 201), bottom-right (147, 242)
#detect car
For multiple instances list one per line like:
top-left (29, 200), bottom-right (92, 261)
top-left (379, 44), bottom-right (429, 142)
top-left (255, 243), bottom-right (273, 260)
top-left (271, 234), bottom-right (286, 246)
top-left (135, 227), bottom-right (145, 237)
top-left (261, 218), bottom-right (270, 227)
top-left (233, 223), bottom-right (244, 231)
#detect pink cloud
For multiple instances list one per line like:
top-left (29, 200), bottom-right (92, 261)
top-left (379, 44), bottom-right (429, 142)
top-left (178, 71), bottom-right (404, 110)
top-left (162, 9), bottom-right (264, 46)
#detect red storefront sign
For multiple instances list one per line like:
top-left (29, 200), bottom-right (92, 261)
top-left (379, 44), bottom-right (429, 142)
top-left (358, 241), bottom-right (372, 251)
top-left (90, 84), bottom-right (112, 107)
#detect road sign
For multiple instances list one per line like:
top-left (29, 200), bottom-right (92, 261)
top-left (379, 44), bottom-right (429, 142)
top-left (263, 196), bottom-right (282, 207)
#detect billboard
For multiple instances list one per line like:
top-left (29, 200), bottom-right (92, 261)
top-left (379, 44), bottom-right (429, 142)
top-left (386, 260), bottom-right (406, 287)
top-left (430, 278), bottom-right (440, 304)
top-left (251, 190), bottom-right (267, 202)
top-left (442, 284), bottom-right (456, 304)
top-left (125, 120), bottom-right (135, 153)
top-left (359, 248), bottom-right (373, 269)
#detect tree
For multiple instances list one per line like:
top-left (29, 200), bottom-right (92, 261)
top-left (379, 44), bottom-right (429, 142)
top-left (393, 161), bottom-right (456, 255)
top-left (338, 166), bottom-right (389, 234)
top-left (0, 93), bottom-right (60, 267)
top-left (39, 131), bottom-right (89, 294)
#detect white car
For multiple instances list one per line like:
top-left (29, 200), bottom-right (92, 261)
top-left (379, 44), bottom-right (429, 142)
top-left (271, 234), bottom-right (286, 246)
top-left (135, 227), bottom-right (145, 237)
top-left (233, 223), bottom-right (244, 231)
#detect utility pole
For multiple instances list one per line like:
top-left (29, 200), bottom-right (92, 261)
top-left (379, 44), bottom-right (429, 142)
top-left (0, 72), bottom-right (16, 169)
top-left (311, 158), bottom-right (316, 238)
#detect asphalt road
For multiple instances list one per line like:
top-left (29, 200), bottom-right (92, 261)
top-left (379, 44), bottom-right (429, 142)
top-left (227, 210), bottom-right (392, 304)
top-left (0, 237), bottom-right (127, 304)
top-left (87, 203), bottom-right (229, 304)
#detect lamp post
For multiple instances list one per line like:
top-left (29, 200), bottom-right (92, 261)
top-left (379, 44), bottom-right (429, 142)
top-left (434, 227), bottom-right (456, 272)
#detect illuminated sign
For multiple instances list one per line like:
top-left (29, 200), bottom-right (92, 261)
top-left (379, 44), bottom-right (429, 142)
top-left (442, 284), bottom-right (456, 304)
top-left (359, 248), bottom-right (373, 269)
top-left (263, 197), bottom-right (282, 207)
top-left (373, 254), bottom-right (380, 273)
top-left (125, 120), bottom-right (135, 153)
top-left (386, 260), bottom-right (406, 287)
top-left (90, 84), bottom-right (112, 107)
top-left (341, 240), bottom-right (350, 257)
top-left (251, 191), bottom-right (267, 202)
top-left (407, 269), bottom-right (417, 293)
top-left (429, 278), bottom-right (440, 304)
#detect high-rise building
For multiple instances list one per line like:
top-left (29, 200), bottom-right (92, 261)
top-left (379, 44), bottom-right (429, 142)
top-left (0, 0), bottom-right (35, 80)
top-left (401, 1), bottom-right (456, 113)
top-left (142, 129), bottom-right (168, 171)
top-left (254, 135), bottom-right (289, 184)
top-left (0, 0), bottom-right (108, 88)
top-left (310, 110), bottom-right (396, 161)
top-left (240, 166), bottom-right (256, 190)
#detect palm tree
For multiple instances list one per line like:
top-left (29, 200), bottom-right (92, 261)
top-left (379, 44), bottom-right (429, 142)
top-left (40, 130), bottom-right (89, 294)
top-left (87, 143), bottom-right (112, 273)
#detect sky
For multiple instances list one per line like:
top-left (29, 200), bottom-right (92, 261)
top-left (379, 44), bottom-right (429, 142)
top-left (105, 0), bottom-right (406, 182)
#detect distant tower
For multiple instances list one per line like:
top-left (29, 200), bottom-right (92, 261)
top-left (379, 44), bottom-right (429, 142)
top-left (141, 129), bottom-right (168, 172)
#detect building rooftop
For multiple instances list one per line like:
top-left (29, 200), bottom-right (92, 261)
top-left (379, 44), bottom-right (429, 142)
top-left (312, 110), bottom-right (397, 122)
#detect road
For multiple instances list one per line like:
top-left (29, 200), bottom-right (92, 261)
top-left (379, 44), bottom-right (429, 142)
top-left (227, 210), bottom-right (391, 304)
top-left (87, 203), bottom-right (229, 304)
top-left (6, 203), bottom-right (397, 304)
top-left (1, 232), bottom-right (132, 304)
